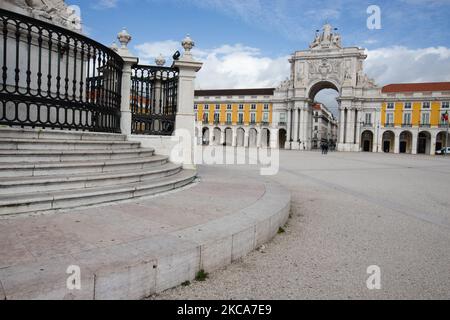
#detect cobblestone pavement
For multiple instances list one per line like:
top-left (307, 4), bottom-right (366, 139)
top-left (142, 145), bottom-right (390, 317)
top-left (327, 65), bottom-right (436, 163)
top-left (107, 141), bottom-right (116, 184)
top-left (154, 151), bottom-right (450, 300)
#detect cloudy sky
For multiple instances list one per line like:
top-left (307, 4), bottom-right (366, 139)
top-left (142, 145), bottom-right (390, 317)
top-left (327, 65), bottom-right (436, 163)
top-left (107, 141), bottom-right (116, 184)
top-left (70, 0), bottom-right (450, 112)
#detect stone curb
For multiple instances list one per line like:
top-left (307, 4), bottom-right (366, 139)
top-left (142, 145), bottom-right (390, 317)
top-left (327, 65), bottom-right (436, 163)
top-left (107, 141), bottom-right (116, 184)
top-left (0, 181), bottom-right (291, 300)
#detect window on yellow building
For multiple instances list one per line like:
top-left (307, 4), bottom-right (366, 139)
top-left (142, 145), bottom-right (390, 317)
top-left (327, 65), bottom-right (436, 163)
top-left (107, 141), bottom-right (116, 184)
top-left (387, 103), bottom-right (394, 109)
top-left (226, 113), bottom-right (232, 124)
top-left (403, 113), bottom-right (412, 125)
top-left (404, 102), bottom-right (412, 109)
top-left (204, 104), bottom-right (209, 110)
top-left (227, 104), bottom-right (232, 110)
top-left (421, 112), bottom-right (430, 125)
top-left (194, 104), bottom-right (198, 110)
top-left (264, 104), bottom-right (270, 111)
top-left (250, 113), bottom-right (256, 124)
top-left (238, 113), bottom-right (244, 124)
top-left (442, 102), bottom-right (449, 109)
top-left (263, 112), bottom-right (269, 123)
top-left (203, 112), bottom-right (208, 123)
top-left (422, 102), bottom-right (430, 109)
top-left (386, 113), bottom-right (394, 125)
top-left (239, 104), bottom-right (244, 110)
top-left (251, 104), bottom-right (257, 110)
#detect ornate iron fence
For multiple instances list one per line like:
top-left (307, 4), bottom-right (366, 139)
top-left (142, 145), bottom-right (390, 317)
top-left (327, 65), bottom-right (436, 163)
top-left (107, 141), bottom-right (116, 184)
top-left (0, 9), bottom-right (123, 132)
top-left (131, 65), bottom-right (178, 136)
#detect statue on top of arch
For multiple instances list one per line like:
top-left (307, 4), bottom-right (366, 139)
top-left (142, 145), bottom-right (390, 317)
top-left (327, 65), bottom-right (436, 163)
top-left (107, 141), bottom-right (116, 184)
top-left (310, 23), bottom-right (342, 50)
top-left (2, 0), bottom-right (82, 32)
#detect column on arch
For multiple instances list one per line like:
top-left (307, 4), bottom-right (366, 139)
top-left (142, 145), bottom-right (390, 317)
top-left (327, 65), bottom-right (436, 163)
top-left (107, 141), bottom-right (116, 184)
top-left (293, 108), bottom-right (299, 143)
top-left (339, 108), bottom-right (346, 144)
top-left (394, 132), bottom-right (400, 154)
top-left (346, 108), bottom-right (355, 144)
top-left (286, 109), bottom-right (292, 142)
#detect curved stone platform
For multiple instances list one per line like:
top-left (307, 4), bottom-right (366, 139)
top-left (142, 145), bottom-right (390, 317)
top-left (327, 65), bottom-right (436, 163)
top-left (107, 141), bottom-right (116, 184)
top-left (0, 166), bottom-right (290, 300)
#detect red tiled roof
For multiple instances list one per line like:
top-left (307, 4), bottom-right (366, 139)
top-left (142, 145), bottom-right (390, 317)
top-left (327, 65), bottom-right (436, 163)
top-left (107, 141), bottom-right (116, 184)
top-left (382, 82), bottom-right (450, 93)
top-left (195, 88), bottom-right (275, 97)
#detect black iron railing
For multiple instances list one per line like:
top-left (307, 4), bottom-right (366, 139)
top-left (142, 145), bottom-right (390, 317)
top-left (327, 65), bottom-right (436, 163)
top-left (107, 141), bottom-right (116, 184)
top-left (131, 65), bottom-right (178, 136)
top-left (0, 9), bottom-right (124, 132)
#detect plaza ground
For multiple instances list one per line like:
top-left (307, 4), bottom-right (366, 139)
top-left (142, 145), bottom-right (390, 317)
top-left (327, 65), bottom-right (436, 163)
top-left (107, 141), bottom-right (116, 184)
top-left (155, 151), bottom-right (450, 300)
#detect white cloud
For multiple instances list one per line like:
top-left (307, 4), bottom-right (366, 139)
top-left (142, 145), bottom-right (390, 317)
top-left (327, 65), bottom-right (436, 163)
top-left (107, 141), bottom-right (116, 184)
top-left (365, 46), bottom-right (450, 85)
top-left (134, 40), bottom-right (290, 89)
top-left (92, 0), bottom-right (118, 9)
top-left (194, 44), bottom-right (290, 89)
top-left (134, 40), bottom-right (180, 64)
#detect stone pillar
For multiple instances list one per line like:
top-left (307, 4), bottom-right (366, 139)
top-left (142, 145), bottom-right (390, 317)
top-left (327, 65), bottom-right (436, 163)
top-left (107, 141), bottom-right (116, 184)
top-left (232, 128), bottom-right (237, 147)
top-left (285, 109), bottom-right (292, 149)
top-left (270, 129), bottom-right (279, 149)
top-left (339, 108), bottom-right (345, 144)
top-left (394, 132), bottom-right (400, 154)
top-left (244, 130), bottom-right (250, 148)
top-left (412, 132), bottom-right (418, 155)
top-left (298, 108), bottom-right (305, 149)
top-left (257, 129), bottom-right (262, 148)
top-left (292, 108), bottom-right (299, 149)
top-left (116, 29), bottom-right (139, 136)
top-left (346, 108), bottom-right (355, 145)
top-left (209, 128), bottom-right (214, 146)
top-left (173, 35), bottom-right (203, 169)
top-left (220, 130), bottom-right (225, 145)
top-left (355, 110), bottom-right (362, 150)
top-left (431, 134), bottom-right (436, 155)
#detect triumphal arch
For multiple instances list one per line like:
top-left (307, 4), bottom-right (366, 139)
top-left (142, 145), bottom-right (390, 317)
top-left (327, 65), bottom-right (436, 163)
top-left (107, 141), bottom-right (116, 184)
top-left (273, 23), bottom-right (380, 151)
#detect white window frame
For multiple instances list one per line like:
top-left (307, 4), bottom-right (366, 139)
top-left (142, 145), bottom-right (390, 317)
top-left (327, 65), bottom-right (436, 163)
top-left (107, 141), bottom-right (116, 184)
top-left (387, 103), bottom-right (395, 109)
top-left (422, 102), bottom-right (430, 109)
top-left (421, 112), bottom-right (430, 125)
top-left (442, 102), bottom-right (450, 109)
top-left (403, 112), bottom-right (412, 125)
top-left (404, 102), bottom-right (412, 109)
top-left (386, 113), bottom-right (394, 125)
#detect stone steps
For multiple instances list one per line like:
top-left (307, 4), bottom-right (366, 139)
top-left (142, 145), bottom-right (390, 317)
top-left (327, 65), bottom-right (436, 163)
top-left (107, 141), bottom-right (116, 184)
top-left (0, 162), bottom-right (183, 195)
top-left (0, 128), bottom-right (128, 141)
top-left (0, 170), bottom-right (197, 216)
top-left (0, 148), bottom-right (156, 162)
top-left (0, 128), bottom-right (196, 216)
top-left (0, 155), bottom-right (169, 178)
top-left (0, 138), bottom-right (141, 151)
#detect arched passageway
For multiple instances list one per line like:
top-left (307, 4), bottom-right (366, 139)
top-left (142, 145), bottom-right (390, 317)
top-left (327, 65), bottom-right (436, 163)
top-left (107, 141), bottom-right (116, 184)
top-left (279, 129), bottom-right (287, 149)
top-left (236, 128), bottom-right (245, 147)
top-left (249, 129), bottom-right (258, 148)
top-left (399, 131), bottom-right (413, 154)
top-left (202, 128), bottom-right (210, 145)
top-left (261, 129), bottom-right (270, 148)
top-left (418, 131), bottom-right (431, 154)
top-left (225, 128), bottom-right (233, 146)
top-left (382, 131), bottom-right (395, 153)
top-left (361, 130), bottom-right (374, 152)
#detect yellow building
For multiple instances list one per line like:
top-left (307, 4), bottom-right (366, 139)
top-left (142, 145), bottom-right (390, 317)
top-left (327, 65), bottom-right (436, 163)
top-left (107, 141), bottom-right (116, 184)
top-left (361, 82), bottom-right (450, 155)
top-left (194, 89), bottom-right (282, 148)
